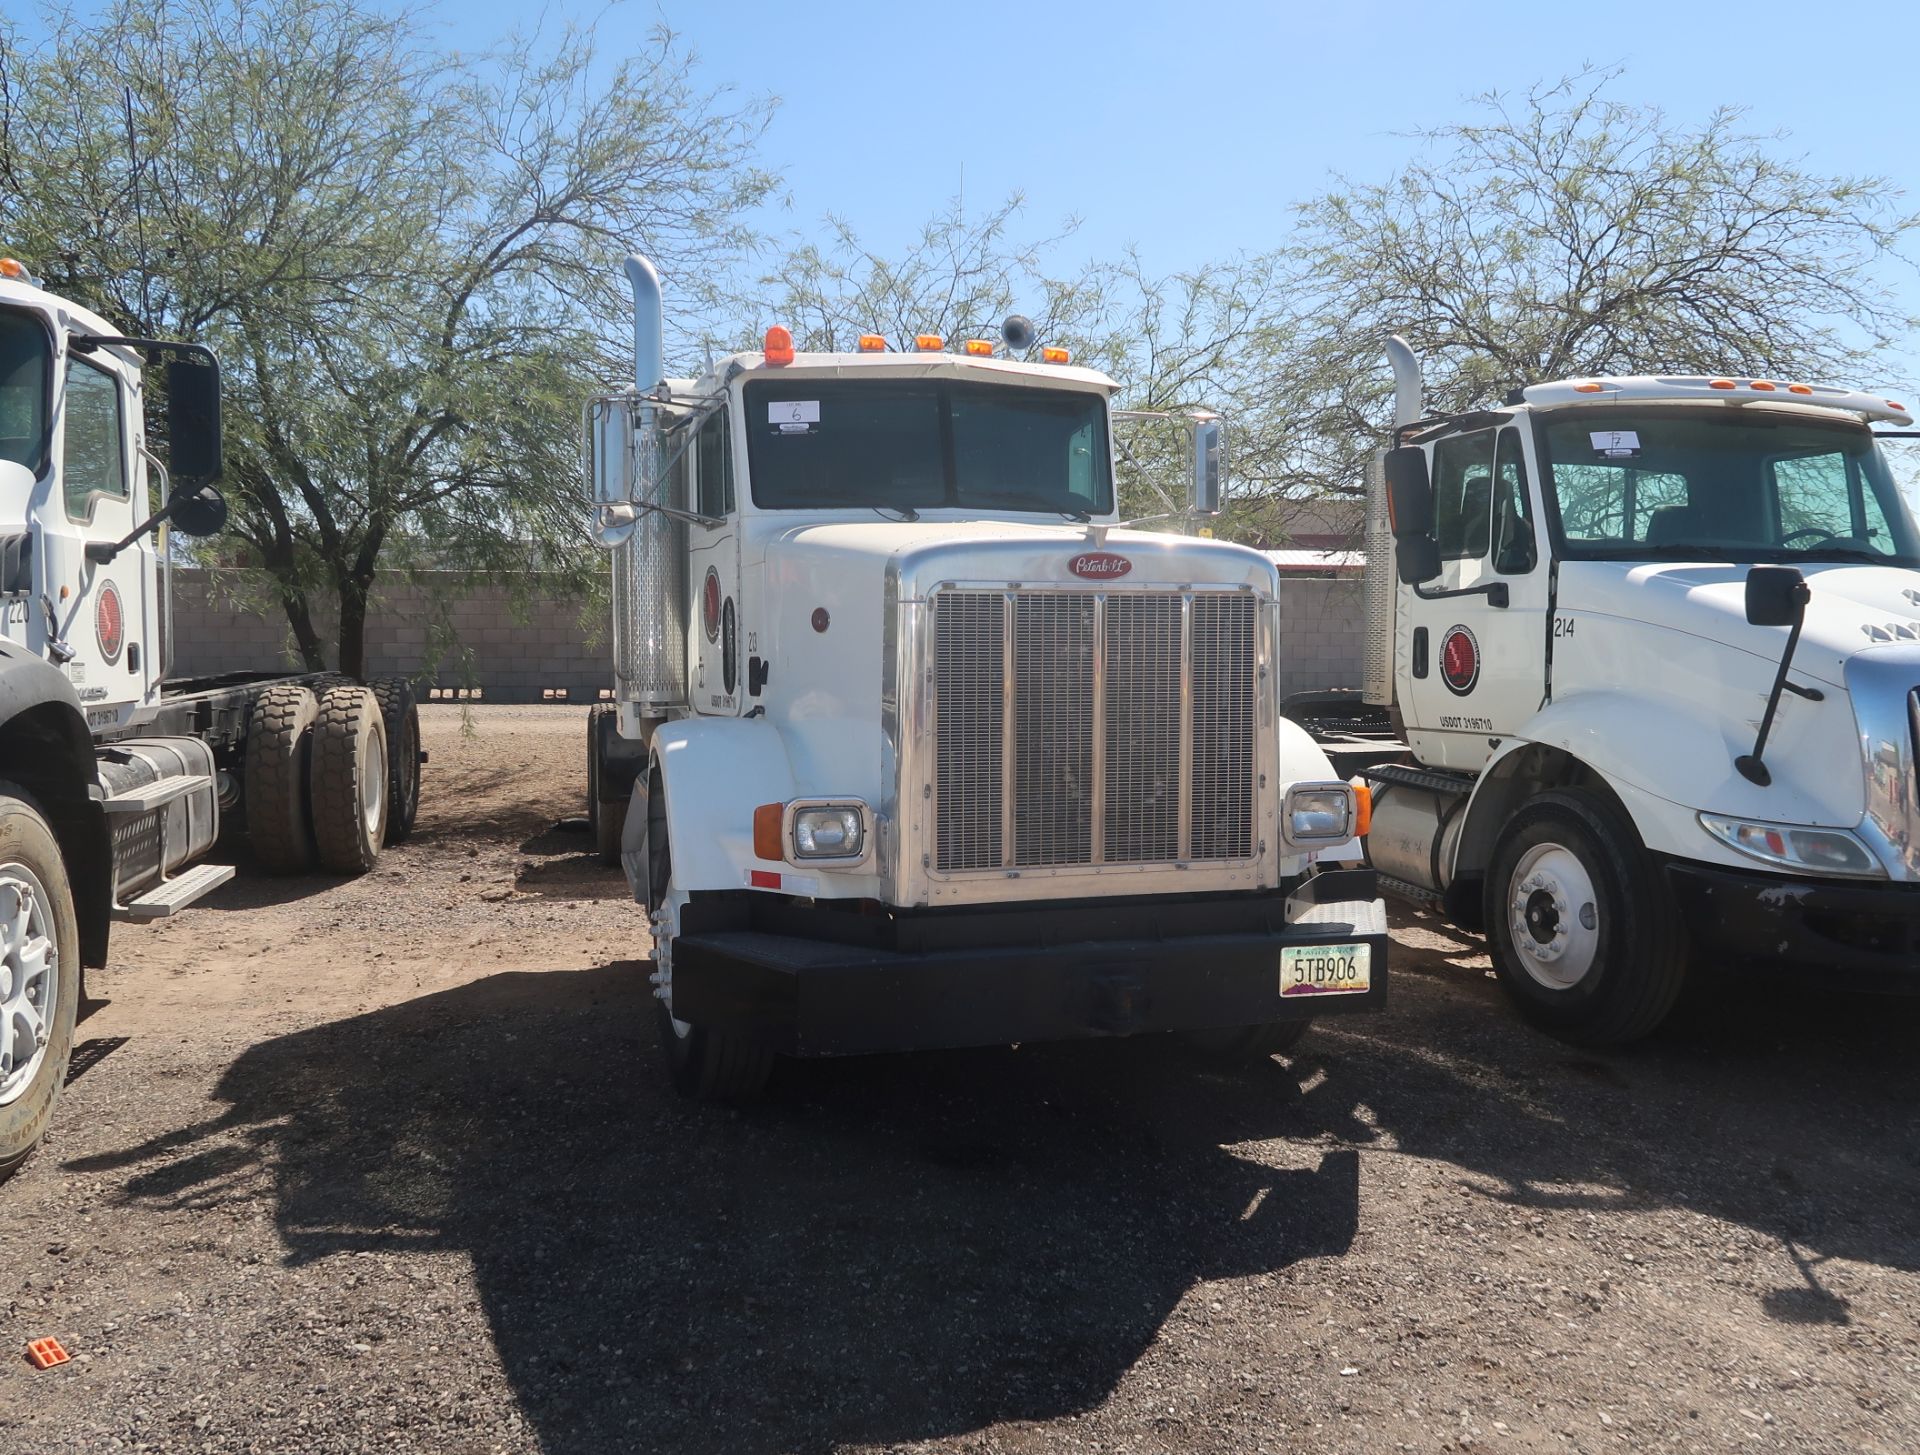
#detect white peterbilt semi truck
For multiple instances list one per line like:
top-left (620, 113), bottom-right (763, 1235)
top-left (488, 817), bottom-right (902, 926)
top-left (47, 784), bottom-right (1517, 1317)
top-left (1292, 338), bottom-right (1920, 1044)
top-left (584, 254), bottom-right (1389, 1099)
top-left (0, 259), bottom-right (423, 1180)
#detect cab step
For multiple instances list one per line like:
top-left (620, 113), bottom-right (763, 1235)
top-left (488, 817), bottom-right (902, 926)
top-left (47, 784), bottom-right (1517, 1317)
top-left (114, 862), bottom-right (236, 922)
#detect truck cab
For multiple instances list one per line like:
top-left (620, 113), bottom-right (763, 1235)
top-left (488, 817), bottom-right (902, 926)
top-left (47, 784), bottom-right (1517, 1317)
top-left (0, 257), bottom-right (420, 1182)
top-left (1348, 344), bottom-right (1920, 1041)
top-left (587, 255), bottom-right (1390, 1099)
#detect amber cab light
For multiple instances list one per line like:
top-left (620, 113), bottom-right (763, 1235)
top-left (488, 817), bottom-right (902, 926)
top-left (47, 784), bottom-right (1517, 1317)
top-left (1749, 380), bottom-right (1777, 391)
top-left (764, 325), bottom-right (795, 366)
top-left (963, 339), bottom-right (994, 357)
top-left (1573, 381), bottom-right (1604, 393)
top-left (914, 334), bottom-right (944, 352)
top-left (0, 258), bottom-right (27, 280)
top-left (1708, 378), bottom-right (1736, 390)
top-left (753, 803), bottom-right (784, 860)
top-left (1040, 345), bottom-right (1072, 364)
top-left (857, 333), bottom-right (887, 352)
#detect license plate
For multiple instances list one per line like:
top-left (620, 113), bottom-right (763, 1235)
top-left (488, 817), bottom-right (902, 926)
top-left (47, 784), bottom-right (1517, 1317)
top-left (1280, 943), bottom-right (1371, 998)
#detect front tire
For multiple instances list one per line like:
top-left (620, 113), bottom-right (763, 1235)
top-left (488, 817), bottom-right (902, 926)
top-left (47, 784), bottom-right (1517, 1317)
top-left (0, 787), bottom-right (81, 1186)
top-left (645, 770), bottom-right (771, 1102)
top-left (1485, 788), bottom-right (1687, 1045)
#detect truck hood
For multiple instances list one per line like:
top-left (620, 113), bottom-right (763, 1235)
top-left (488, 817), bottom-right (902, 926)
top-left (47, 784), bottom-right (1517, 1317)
top-left (1557, 560), bottom-right (1920, 689)
top-left (754, 516), bottom-right (1278, 600)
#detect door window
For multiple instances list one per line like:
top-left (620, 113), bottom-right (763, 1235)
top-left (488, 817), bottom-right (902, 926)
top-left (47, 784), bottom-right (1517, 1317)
top-left (1431, 430), bottom-right (1494, 561)
top-left (62, 358), bottom-right (128, 521)
top-left (1491, 428), bottom-right (1537, 574)
top-left (696, 406), bottom-right (734, 517)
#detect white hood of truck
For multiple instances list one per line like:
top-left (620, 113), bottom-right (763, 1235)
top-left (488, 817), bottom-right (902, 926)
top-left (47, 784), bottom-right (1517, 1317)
top-left (1557, 560), bottom-right (1920, 689)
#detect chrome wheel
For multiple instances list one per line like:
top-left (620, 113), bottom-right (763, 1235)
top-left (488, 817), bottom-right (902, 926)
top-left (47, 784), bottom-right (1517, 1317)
top-left (1507, 842), bottom-right (1600, 991)
top-left (0, 863), bottom-right (58, 1107)
top-left (362, 727), bottom-right (387, 838)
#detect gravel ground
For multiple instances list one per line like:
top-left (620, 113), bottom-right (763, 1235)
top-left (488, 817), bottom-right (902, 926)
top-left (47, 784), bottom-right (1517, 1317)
top-left (1, 703), bottom-right (1916, 1454)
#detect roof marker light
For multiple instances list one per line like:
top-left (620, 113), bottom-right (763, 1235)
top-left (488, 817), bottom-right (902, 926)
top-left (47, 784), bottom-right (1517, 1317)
top-left (0, 258), bottom-right (27, 280)
top-left (857, 333), bottom-right (887, 353)
top-left (1041, 346), bottom-right (1072, 364)
top-left (1708, 378), bottom-right (1737, 390)
top-left (1573, 381), bottom-right (1604, 393)
top-left (915, 334), bottom-right (944, 352)
top-left (1750, 380), bottom-right (1777, 391)
top-left (763, 325), bottom-right (794, 366)
top-left (963, 339), bottom-right (994, 357)
top-left (1787, 383), bottom-right (1813, 395)
top-left (1889, 400), bottom-right (1908, 412)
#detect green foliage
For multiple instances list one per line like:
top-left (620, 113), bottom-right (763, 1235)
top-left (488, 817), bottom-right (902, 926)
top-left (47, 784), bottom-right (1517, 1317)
top-left (0, 0), bottom-right (773, 672)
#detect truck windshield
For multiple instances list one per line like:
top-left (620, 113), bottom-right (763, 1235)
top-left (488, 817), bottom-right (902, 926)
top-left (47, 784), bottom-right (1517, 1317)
top-left (1540, 411), bottom-right (1920, 566)
top-left (0, 309), bottom-right (50, 472)
top-left (744, 378), bottom-right (1111, 514)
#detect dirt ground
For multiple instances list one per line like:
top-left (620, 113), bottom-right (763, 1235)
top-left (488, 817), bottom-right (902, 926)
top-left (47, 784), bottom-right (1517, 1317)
top-left (1, 704), bottom-right (1916, 1455)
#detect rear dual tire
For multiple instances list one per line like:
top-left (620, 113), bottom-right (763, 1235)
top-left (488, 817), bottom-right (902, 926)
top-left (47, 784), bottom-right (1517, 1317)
top-left (243, 683), bottom-right (393, 876)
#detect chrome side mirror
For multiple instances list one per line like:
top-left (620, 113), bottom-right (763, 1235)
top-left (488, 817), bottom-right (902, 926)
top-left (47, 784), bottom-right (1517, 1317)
top-left (585, 395), bottom-right (639, 548)
top-left (1188, 413), bottom-right (1225, 516)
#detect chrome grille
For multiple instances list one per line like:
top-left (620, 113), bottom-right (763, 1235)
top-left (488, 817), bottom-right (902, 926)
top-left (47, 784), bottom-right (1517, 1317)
top-left (1103, 594), bottom-right (1182, 862)
top-left (1191, 594), bottom-right (1257, 860)
top-left (1012, 594), bottom-right (1095, 865)
top-left (931, 588), bottom-right (1259, 872)
top-left (933, 592), bottom-right (1006, 871)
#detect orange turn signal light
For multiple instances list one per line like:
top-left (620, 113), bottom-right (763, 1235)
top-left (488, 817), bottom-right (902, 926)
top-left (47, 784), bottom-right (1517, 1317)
top-left (764, 325), bottom-right (795, 366)
top-left (857, 333), bottom-right (887, 352)
top-left (1040, 346), bottom-right (1071, 364)
top-left (963, 339), bottom-right (994, 357)
top-left (1352, 783), bottom-right (1372, 838)
top-left (753, 803), bottom-right (784, 861)
top-left (914, 334), bottom-right (944, 352)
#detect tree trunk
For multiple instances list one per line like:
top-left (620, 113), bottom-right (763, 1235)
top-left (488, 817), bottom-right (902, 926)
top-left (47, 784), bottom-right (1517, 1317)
top-left (280, 590), bottom-right (328, 672)
top-left (336, 575), bottom-right (371, 681)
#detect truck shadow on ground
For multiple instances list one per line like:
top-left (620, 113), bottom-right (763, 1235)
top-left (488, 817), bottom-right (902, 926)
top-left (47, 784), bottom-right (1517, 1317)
top-left (68, 956), bottom-right (1920, 1454)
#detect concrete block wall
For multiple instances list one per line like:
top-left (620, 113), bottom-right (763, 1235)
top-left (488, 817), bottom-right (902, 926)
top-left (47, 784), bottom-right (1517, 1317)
top-left (165, 569), bottom-right (612, 703)
top-left (165, 568), bottom-right (1370, 704)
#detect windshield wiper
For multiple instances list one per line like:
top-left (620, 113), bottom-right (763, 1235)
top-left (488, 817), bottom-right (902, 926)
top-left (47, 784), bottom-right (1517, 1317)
top-left (970, 492), bottom-right (1092, 522)
top-left (870, 504), bottom-right (919, 523)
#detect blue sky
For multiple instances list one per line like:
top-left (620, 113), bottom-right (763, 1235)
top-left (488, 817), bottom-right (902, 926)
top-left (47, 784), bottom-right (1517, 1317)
top-left (440, 0), bottom-right (1919, 387)
top-left (14, 0), bottom-right (1920, 391)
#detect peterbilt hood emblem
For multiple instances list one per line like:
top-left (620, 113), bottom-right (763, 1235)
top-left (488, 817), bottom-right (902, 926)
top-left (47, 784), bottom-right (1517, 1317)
top-left (1068, 552), bottom-right (1131, 579)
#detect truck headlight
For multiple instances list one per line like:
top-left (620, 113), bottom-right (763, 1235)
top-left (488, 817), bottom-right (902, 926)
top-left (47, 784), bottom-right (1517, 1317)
top-left (792, 803), bottom-right (866, 861)
top-left (1698, 814), bottom-right (1885, 878)
top-left (1285, 782), bottom-right (1355, 845)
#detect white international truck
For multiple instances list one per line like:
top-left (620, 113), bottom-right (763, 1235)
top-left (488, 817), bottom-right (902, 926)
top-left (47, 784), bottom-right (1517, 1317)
top-left (584, 254), bottom-right (1390, 1099)
top-left (1290, 337), bottom-right (1920, 1044)
top-left (0, 258), bottom-right (424, 1179)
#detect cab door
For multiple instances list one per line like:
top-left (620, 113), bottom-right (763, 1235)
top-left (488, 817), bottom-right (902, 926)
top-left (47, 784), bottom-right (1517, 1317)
top-left (1400, 425), bottom-right (1549, 771)
top-left (44, 350), bottom-right (150, 727)
top-left (686, 404), bottom-right (742, 716)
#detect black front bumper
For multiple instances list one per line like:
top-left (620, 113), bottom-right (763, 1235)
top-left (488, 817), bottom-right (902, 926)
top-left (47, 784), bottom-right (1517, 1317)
top-left (671, 868), bottom-right (1389, 1056)
top-left (1666, 860), bottom-right (1920, 986)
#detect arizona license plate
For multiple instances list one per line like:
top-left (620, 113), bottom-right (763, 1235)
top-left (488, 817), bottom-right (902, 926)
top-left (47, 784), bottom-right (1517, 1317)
top-left (1279, 943), bottom-right (1372, 998)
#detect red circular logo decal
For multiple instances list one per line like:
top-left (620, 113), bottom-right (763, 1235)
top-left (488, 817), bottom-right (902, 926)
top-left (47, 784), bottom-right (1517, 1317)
top-left (1068, 552), bottom-right (1131, 579)
top-left (1439, 624), bottom-right (1479, 696)
top-left (95, 581), bottom-right (124, 663)
top-left (702, 568), bottom-right (721, 643)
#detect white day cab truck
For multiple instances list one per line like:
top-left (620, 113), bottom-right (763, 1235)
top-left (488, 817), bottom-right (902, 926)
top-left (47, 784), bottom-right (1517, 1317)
top-left (0, 258), bottom-right (425, 1180)
top-left (1290, 339), bottom-right (1920, 1043)
top-left (583, 253), bottom-right (1390, 1100)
